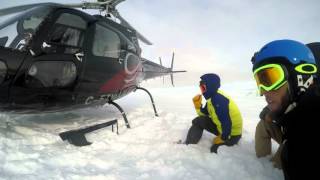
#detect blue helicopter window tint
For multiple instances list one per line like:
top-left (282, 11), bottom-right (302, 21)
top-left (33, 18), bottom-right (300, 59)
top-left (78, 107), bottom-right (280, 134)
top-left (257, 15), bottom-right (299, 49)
top-left (92, 24), bottom-right (120, 58)
top-left (0, 61), bottom-right (7, 84)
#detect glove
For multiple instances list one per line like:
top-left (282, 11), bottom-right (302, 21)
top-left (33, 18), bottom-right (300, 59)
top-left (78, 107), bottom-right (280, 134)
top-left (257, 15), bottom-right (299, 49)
top-left (213, 136), bottom-right (225, 145)
top-left (260, 107), bottom-right (273, 123)
top-left (192, 94), bottom-right (202, 109)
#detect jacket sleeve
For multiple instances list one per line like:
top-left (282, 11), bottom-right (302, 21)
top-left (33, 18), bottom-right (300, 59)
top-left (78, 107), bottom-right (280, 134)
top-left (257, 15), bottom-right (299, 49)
top-left (212, 94), bottom-right (232, 140)
top-left (196, 103), bottom-right (209, 116)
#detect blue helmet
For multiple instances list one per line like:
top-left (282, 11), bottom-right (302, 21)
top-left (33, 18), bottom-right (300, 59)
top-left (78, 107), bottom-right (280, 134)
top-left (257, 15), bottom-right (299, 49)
top-left (252, 39), bottom-right (318, 100)
top-left (252, 39), bottom-right (316, 69)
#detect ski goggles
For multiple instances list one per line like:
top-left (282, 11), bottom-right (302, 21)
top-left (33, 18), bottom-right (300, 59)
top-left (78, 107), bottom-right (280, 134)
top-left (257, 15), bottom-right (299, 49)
top-left (253, 64), bottom-right (287, 95)
top-left (199, 81), bottom-right (207, 93)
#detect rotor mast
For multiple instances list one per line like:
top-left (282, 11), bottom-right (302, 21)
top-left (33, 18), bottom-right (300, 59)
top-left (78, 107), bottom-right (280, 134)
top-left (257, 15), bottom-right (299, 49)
top-left (65, 0), bottom-right (152, 45)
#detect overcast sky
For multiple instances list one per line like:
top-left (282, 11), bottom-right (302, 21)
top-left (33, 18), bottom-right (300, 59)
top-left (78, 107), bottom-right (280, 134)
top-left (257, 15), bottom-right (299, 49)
top-left (2, 0), bottom-right (320, 86)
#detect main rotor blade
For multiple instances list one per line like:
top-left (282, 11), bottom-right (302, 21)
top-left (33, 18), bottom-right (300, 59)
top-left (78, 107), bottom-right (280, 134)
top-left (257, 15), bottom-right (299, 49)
top-left (110, 0), bottom-right (126, 7)
top-left (64, 3), bottom-right (87, 9)
top-left (136, 30), bottom-right (153, 45)
top-left (64, 2), bottom-right (107, 10)
top-left (0, 3), bottom-right (49, 17)
top-left (112, 10), bottom-right (153, 45)
top-left (65, 0), bottom-right (125, 10)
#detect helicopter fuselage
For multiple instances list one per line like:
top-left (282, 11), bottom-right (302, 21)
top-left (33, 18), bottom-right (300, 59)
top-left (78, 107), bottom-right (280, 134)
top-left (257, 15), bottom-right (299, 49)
top-left (0, 4), bottom-right (145, 113)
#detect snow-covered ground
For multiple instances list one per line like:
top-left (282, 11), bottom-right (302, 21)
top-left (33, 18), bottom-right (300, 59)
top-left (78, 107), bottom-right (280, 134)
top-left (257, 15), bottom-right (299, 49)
top-left (0, 81), bottom-right (284, 180)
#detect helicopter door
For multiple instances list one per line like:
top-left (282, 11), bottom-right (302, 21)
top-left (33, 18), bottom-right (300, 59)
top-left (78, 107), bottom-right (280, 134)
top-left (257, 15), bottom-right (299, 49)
top-left (10, 11), bottom-right (88, 106)
top-left (77, 22), bottom-right (123, 102)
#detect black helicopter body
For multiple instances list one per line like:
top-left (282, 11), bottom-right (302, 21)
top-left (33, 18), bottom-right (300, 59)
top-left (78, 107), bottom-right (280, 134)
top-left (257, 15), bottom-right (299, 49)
top-left (0, 2), bottom-right (182, 114)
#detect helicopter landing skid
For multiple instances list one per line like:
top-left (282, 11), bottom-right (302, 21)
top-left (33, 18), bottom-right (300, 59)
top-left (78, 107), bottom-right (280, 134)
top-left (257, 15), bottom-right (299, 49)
top-left (107, 87), bottom-right (158, 130)
top-left (108, 101), bottom-right (131, 128)
top-left (59, 119), bottom-right (118, 146)
top-left (135, 87), bottom-right (159, 117)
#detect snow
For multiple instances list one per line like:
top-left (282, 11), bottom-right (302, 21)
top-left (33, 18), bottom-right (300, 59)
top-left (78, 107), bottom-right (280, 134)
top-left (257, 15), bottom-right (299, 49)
top-left (0, 81), bottom-right (284, 180)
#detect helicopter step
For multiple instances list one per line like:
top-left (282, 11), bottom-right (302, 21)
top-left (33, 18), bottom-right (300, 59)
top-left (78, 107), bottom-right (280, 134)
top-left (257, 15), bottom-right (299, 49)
top-left (59, 119), bottom-right (118, 146)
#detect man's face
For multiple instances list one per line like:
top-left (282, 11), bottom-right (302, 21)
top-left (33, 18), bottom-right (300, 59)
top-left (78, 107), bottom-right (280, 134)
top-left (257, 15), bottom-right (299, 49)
top-left (199, 81), bottom-right (206, 94)
top-left (262, 83), bottom-right (290, 114)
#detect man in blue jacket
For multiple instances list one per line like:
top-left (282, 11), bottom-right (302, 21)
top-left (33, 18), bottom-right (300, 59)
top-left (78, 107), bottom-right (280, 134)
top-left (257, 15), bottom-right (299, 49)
top-left (184, 73), bottom-right (243, 153)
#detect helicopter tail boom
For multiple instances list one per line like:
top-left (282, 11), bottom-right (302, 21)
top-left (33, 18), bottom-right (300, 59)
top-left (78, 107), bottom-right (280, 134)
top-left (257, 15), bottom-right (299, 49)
top-left (141, 53), bottom-right (186, 86)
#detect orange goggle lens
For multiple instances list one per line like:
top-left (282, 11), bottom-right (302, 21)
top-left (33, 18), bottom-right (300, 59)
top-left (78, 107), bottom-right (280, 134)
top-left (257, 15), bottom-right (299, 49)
top-left (253, 64), bottom-right (286, 93)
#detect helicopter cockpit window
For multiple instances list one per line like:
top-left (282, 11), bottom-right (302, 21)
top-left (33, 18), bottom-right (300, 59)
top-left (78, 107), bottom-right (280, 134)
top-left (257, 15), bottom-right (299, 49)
top-left (0, 6), bottom-right (52, 50)
top-left (47, 13), bottom-right (86, 54)
top-left (50, 26), bottom-right (82, 47)
top-left (92, 24), bottom-right (120, 58)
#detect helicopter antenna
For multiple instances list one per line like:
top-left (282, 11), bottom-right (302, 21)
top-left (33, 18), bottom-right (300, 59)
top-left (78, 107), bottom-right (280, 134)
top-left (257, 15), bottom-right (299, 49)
top-left (64, 0), bottom-right (153, 45)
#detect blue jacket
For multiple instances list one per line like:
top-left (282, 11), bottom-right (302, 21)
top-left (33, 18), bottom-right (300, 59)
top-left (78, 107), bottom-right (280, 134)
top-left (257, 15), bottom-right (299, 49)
top-left (196, 74), bottom-right (243, 140)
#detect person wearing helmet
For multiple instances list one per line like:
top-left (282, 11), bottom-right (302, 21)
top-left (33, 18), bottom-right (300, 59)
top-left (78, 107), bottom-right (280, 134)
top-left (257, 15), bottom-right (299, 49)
top-left (184, 73), bottom-right (243, 153)
top-left (252, 39), bottom-right (319, 180)
top-left (255, 42), bottom-right (320, 170)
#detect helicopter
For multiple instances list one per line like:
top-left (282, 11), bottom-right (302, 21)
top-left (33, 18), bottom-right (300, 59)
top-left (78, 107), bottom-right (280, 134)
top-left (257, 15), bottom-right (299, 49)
top-left (0, 0), bottom-right (185, 146)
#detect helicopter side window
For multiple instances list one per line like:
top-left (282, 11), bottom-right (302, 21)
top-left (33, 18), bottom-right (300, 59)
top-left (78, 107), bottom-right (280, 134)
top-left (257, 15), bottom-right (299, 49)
top-left (92, 24), bottom-right (120, 58)
top-left (50, 25), bottom-right (82, 47)
top-left (0, 6), bottom-right (52, 50)
top-left (0, 37), bottom-right (8, 47)
top-left (0, 23), bottom-right (16, 48)
top-left (47, 13), bottom-right (86, 54)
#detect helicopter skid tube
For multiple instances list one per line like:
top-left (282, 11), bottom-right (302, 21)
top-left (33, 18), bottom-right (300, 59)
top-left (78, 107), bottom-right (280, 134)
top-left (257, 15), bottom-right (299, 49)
top-left (135, 87), bottom-right (159, 117)
top-left (59, 119), bottom-right (118, 146)
top-left (108, 101), bottom-right (131, 128)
